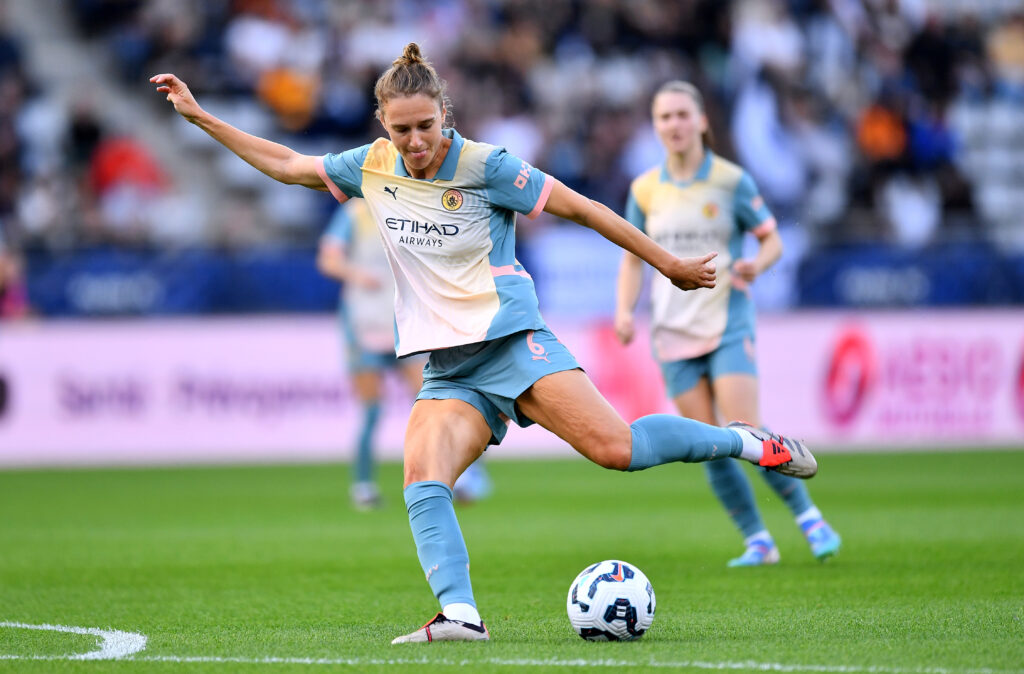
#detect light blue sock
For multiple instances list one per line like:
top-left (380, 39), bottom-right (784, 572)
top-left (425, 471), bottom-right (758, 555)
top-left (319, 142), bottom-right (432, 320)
top-left (705, 459), bottom-right (766, 538)
top-left (627, 414), bottom-right (743, 472)
top-left (759, 468), bottom-right (814, 517)
top-left (353, 402), bottom-right (380, 484)
top-left (404, 481), bottom-right (475, 607)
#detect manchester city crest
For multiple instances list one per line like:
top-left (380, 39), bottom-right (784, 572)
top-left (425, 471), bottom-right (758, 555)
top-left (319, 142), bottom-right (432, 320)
top-left (442, 189), bottom-right (464, 211)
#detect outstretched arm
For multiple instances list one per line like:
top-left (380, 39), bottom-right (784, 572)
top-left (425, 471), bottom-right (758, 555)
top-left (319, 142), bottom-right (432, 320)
top-left (543, 179), bottom-right (716, 291)
top-left (150, 73), bottom-right (326, 190)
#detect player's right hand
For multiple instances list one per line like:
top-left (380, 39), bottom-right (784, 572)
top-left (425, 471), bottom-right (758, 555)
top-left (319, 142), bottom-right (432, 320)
top-left (150, 73), bottom-right (203, 122)
top-left (665, 252), bottom-right (717, 291)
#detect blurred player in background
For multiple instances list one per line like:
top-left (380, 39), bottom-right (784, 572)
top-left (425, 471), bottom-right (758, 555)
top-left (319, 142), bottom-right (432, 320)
top-left (0, 234), bottom-right (31, 321)
top-left (317, 199), bottom-right (490, 509)
top-left (152, 43), bottom-right (819, 644)
top-left (616, 81), bottom-right (841, 566)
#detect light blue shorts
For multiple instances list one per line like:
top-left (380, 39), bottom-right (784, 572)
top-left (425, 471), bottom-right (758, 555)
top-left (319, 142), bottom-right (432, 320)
top-left (660, 332), bottom-right (758, 398)
top-left (417, 328), bottom-right (580, 445)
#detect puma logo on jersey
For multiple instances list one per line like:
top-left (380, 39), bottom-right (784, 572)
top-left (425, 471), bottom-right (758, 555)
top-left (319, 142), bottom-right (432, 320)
top-left (384, 186), bottom-right (399, 200)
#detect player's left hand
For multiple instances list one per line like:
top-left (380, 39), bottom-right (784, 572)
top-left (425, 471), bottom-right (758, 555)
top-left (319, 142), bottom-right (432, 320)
top-left (665, 252), bottom-right (717, 291)
top-left (614, 311), bottom-right (635, 345)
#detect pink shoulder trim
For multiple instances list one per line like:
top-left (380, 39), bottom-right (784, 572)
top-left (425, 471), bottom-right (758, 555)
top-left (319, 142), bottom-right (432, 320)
top-left (317, 156), bottom-right (350, 204)
top-left (526, 174), bottom-right (555, 220)
top-left (752, 216), bottom-right (777, 238)
top-left (490, 265), bottom-right (532, 279)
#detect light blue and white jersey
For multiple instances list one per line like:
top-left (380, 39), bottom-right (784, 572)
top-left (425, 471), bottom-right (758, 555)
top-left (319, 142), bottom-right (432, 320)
top-left (317, 128), bottom-right (554, 356)
top-left (627, 151), bottom-right (776, 362)
top-left (321, 199), bottom-right (395, 353)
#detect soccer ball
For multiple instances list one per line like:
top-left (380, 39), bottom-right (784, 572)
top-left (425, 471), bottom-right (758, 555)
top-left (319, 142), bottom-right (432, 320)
top-left (566, 559), bottom-right (656, 641)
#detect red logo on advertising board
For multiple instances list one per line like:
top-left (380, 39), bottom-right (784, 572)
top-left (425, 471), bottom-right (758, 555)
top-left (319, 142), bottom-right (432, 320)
top-left (824, 329), bottom-right (875, 426)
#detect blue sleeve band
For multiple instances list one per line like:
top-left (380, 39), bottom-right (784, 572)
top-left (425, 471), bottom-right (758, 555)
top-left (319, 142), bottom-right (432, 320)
top-left (323, 145), bottom-right (371, 199)
top-left (733, 171), bottom-right (774, 233)
top-left (484, 148), bottom-right (549, 215)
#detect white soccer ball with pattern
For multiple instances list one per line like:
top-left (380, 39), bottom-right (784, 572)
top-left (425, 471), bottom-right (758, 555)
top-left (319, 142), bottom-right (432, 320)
top-left (566, 559), bottom-right (656, 641)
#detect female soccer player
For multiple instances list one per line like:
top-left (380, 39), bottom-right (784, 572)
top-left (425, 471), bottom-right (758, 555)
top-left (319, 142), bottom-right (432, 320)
top-left (615, 81), bottom-right (840, 568)
top-left (152, 44), bottom-right (817, 643)
top-left (318, 199), bottom-right (490, 509)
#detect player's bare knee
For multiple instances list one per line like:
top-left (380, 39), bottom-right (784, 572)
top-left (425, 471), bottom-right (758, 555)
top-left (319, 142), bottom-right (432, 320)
top-left (403, 461), bottom-right (428, 487)
top-left (581, 434), bottom-right (632, 471)
top-left (402, 441), bottom-right (439, 487)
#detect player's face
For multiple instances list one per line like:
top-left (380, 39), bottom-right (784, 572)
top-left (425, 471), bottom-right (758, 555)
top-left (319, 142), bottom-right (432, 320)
top-left (652, 91), bottom-right (707, 156)
top-left (380, 94), bottom-right (446, 175)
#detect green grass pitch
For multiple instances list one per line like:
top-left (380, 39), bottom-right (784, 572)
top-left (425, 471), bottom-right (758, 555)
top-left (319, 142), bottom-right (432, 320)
top-left (1, 450), bottom-right (1022, 673)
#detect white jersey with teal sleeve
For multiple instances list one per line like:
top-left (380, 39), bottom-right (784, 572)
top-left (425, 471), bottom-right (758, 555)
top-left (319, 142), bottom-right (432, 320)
top-left (626, 151), bottom-right (777, 362)
top-left (317, 128), bottom-right (553, 357)
top-left (321, 199), bottom-right (396, 353)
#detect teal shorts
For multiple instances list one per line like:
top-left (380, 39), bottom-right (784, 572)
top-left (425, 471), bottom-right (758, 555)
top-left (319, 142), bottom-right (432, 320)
top-left (660, 332), bottom-right (758, 398)
top-left (417, 328), bottom-right (580, 445)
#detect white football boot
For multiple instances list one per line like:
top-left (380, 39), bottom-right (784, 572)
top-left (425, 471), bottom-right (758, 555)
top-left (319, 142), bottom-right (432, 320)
top-left (727, 537), bottom-right (781, 567)
top-left (727, 421), bottom-right (818, 478)
top-left (391, 613), bottom-right (490, 644)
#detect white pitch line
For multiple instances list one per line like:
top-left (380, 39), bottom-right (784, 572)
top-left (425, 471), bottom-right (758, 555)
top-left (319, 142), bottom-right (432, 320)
top-left (0, 621), bottom-right (147, 660)
top-left (134, 655), bottom-right (1022, 674)
top-left (1, 622), bottom-right (1021, 674)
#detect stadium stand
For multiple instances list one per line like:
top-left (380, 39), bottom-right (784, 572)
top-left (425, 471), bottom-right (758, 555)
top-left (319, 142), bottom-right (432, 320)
top-left (0, 0), bottom-right (1022, 316)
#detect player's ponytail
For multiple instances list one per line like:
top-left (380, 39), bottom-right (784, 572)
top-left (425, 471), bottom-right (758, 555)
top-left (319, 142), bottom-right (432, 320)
top-left (655, 80), bottom-right (714, 150)
top-left (393, 42), bottom-right (426, 68)
top-left (374, 42), bottom-right (452, 126)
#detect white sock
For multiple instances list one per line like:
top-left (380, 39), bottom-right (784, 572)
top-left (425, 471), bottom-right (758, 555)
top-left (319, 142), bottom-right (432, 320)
top-left (443, 602), bottom-right (481, 625)
top-left (731, 428), bottom-right (763, 462)
top-left (795, 506), bottom-right (822, 526)
top-left (744, 530), bottom-right (773, 547)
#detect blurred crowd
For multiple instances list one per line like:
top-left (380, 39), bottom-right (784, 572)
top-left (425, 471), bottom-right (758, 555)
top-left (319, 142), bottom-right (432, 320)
top-left (1, 0), bottom-right (1023, 313)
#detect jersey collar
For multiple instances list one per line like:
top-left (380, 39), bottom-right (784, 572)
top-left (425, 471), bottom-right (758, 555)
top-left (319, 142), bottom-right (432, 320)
top-left (394, 128), bottom-right (464, 182)
top-left (660, 149), bottom-right (713, 185)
